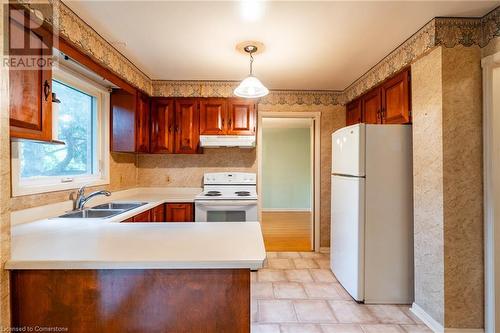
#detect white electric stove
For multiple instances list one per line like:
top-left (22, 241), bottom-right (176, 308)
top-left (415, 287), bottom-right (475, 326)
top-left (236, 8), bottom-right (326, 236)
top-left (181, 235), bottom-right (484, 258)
top-left (195, 172), bottom-right (258, 222)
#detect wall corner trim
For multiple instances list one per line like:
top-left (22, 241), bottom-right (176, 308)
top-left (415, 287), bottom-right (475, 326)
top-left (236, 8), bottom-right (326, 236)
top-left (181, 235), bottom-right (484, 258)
top-left (410, 303), bottom-right (485, 333)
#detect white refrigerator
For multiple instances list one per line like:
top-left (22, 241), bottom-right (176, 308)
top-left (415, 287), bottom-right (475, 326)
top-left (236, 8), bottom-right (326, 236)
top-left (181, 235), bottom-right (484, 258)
top-left (330, 123), bottom-right (414, 304)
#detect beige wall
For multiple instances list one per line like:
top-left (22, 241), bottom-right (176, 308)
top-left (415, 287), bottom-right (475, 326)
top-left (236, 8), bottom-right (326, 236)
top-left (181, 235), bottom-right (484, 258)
top-left (0, 2), bottom-right (10, 328)
top-left (412, 46), bottom-right (483, 329)
top-left (10, 153), bottom-right (137, 211)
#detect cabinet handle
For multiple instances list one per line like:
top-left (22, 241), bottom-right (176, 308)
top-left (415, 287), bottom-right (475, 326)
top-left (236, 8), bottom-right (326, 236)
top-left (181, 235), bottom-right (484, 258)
top-left (43, 80), bottom-right (51, 101)
top-left (228, 118), bottom-right (232, 127)
top-left (222, 118), bottom-right (225, 127)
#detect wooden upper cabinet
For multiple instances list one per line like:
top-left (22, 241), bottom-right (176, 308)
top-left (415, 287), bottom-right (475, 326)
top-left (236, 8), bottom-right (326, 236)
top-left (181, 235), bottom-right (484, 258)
top-left (346, 99), bottom-right (362, 126)
top-left (136, 92), bottom-right (150, 153)
top-left (166, 203), bottom-right (193, 222)
top-left (111, 89), bottom-right (137, 152)
top-left (151, 98), bottom-right (175, 154)
top-left (381, 69), bottom-right (411, 124)
top-left (174, 99), bottom-right (200, 154)
top-left (361, 88), bottom-right (381, 124)
top-left (200, 98), bottom-right (227, 135)
top-left (227, 99), bottom-right (256, 135)
top-left (9, 8), bottom-right (53, 141)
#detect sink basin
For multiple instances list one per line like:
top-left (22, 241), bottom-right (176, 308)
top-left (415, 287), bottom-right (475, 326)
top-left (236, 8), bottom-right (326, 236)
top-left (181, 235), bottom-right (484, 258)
top-left (92, 202), bottom-right (148, 210)
top-left (58, 209), bottom-right (124, 219)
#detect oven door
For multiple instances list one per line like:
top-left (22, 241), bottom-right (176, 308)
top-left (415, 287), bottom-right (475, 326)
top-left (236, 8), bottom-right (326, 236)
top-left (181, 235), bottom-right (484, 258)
top-left (195, 200), bottom-right (258, 222)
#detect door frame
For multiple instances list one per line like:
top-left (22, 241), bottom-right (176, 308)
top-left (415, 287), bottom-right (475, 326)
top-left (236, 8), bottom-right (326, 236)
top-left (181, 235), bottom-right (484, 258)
top-left (482, 51), bottom-right (500, 333)
top-left (257, 111), bottom-right (321, 251)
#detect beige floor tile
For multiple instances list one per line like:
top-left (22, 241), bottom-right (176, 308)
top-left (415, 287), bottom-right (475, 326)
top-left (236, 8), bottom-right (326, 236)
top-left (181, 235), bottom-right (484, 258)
top-left (278, 252), bottom-right (302, 258)
top-left (315, 258), bottom-right (331, 269)
top-left (268, 258), bottom-right (295, 269)
top-left (300, 252), bottom-right (326, 259)
top-left (274, 282), bottom-right (308, 299)
top-left (252, 282), bottom-right (274, 299)
top-left (310, 269), bottom-right (337, 283)
top-left (333, 283), bottom-right (353, 301)
top-left (251, 323), bottom-right (281, 333)
top-left (398, 306), bottom-right (422, 324)
top-left (294, 258), bottom-right (320, 269)
top-left (280, 323), bottom-right (323, 333)
top-left (266, 252), bottom-right (279, 258)
top-left (321, 324), bottom-right (365, 333)
top-left (293, 300), bottom-right (337, 323)
top-left (328, 301), bottom-right (378, 324)
top-left (360, 324), bottom-right (405, 333)
top-left (258, 300), bottom-right (297, 323)
top-left (285, 269), bottom-right (314, 282)
top-left (400, 325), bottom-right (433, 333)
top-left (258, 269), bottom-right (288, 282)
top-left (303, 282), bottom-right (343, 299)
top-left (367, 305), bottom-right (414, 324)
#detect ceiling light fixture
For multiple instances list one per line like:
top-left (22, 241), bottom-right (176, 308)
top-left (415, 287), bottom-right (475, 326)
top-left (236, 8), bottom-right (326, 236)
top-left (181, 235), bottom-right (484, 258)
top-left (234, 45), bottom-right (269, 98)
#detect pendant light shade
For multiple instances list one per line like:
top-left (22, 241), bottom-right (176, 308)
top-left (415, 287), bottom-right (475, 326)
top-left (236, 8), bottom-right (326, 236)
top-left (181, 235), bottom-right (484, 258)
top-left (234, 44), bottom-right (269, 98)
top-left (234, 75), bottom-right (269, 98)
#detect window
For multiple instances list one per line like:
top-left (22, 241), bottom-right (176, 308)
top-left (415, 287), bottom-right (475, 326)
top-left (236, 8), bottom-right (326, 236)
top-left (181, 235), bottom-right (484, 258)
top-left (11, 66), bottom-right (110, 196)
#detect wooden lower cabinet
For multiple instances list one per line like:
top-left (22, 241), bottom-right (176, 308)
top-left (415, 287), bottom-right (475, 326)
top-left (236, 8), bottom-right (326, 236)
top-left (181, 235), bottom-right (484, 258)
top-left (166, 203), bottom-right (194, 222)
top-left (10, 269), bottom-right (250, 333)
top-left (151, 204), bottom-right (165, 222)
top-left (132, 210), bottom-right (151, 222)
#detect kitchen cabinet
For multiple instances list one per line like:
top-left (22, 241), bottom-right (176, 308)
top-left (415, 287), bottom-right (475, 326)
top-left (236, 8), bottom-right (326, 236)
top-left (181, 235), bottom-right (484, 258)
top-left (346, 68), bottom-right (411, 126)
top-left (151, 204), bottom-right (166, 222)
top-left (175, 99), bottom-right (200, 154)
top-left (151, 98), bottom-right (175, 153)
top-left (361, 88), bottom-right (382, 124)
top-left (346, 99), bottom-right (362, 126)
top-left (9, 7), bottom-right (53, 141)
top-left (380, 69), bottom-right (411, 124)
top-left (136, 92), bottom-right (150, 153)
top-left (166, 203), bottom-right (193, 222)
top-left (200, 98), bottom-right (226, 135)
top-left (227, 99), bottom-right (256, 135)
top-left (132, 210), bottom-right (151, 222)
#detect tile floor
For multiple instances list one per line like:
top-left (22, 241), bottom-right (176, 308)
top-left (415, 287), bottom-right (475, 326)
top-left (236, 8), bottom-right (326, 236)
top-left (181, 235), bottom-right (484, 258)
top-left (251, 252), bottom-right (432, 333)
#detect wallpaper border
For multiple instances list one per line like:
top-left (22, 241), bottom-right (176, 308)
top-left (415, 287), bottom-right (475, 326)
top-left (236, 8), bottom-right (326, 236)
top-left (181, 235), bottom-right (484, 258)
top-left (19, 1), bottom-right (500, 105)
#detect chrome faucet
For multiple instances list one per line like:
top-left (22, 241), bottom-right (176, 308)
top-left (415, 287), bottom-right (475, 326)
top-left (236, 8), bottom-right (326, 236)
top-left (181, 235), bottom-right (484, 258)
top-left (75, 185), bottom-right (111, 210)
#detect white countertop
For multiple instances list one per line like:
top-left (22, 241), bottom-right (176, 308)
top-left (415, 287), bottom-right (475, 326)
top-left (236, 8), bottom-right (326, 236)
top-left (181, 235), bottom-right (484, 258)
top-left (7, 187), bottom-right (266, 270)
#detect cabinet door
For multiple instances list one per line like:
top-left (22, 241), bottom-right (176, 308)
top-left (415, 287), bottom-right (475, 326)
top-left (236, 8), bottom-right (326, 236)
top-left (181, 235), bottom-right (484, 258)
top-left (200, 98), bottom-right (227, 135)
top-left (227, 99), bottom-right (256, 135)
top-left (381, 69), bottom-right (411, 124)
top-left (111, 89), bottom-right (137, 152)
top-left (9, 8), bottom-right (53, 141)
top-left (135, 92), bottom-right (150, 153)
top-left (346, 99), bottom-right (362, 126)
top-left (361, 88), bottom-right (381, 124)
top-left (151, 98), bottom-right (175, 154)
top-left (166, 203), bottom-right (193, 222)
top-left (133, 210), bottom-right (151, 222)
top-left (151, 204), bottom-right (166, 222)
top-left (174, 99), bottom-right (200, 154)
top-left (121, 217), bottom-right (134, 223)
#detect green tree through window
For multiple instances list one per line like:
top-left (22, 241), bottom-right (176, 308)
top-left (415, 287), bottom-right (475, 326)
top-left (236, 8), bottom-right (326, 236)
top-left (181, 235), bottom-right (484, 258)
top-left (20, 80), bottom-right (96, 178)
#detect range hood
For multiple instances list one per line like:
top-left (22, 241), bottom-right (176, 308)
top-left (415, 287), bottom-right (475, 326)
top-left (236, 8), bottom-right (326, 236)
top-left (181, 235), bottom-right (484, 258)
top-left (200, 135), bottom-right (256, 148)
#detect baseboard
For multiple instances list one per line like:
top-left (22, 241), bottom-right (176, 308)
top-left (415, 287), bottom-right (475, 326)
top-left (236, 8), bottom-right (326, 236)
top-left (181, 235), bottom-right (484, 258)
top-left (410, 303), bottom-right (484, 333)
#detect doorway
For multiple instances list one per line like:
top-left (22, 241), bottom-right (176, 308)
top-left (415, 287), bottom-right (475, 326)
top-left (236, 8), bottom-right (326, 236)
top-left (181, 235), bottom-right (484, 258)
top-left (483, 51), bottom-right (500, 333)
top-left (257, 112), bottom-right (321, 252)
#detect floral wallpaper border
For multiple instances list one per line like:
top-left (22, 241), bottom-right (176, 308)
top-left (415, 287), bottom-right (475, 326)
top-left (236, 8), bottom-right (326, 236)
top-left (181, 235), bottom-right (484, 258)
top-left (18, 1), bottom-right (500, 105)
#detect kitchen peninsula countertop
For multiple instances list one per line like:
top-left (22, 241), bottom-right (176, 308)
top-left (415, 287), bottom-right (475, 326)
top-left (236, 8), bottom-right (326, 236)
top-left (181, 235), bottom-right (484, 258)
top-left (7, 187), bottom-right (266, 270)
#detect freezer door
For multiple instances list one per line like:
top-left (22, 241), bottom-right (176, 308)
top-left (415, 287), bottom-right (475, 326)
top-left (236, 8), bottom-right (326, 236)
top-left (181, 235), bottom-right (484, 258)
top-left (330, 175), bottom-right (365, 301)
top-left (332, 124), bottom-right (365, 176)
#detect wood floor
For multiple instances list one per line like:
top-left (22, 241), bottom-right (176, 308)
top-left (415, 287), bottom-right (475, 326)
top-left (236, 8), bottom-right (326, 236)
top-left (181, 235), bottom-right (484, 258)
top-left (261, 211), bottom-right (312, 252)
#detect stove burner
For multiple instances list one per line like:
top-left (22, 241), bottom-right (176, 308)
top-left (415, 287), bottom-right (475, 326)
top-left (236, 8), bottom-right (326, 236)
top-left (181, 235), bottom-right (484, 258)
top-left (205, 191), bottom-right (222, 197)
top-left (235, 191), bottom-right (251, 197)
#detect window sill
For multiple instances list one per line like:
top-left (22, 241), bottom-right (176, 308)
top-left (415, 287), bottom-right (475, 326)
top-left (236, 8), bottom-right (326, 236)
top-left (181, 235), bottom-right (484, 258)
top-left (12, 177), bottom-right (110, 197)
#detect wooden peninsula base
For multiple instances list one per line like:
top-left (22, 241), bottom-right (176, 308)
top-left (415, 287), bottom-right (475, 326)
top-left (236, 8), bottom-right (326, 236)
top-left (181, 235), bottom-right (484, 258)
top-left (11, 269), bottom-right (250, 333)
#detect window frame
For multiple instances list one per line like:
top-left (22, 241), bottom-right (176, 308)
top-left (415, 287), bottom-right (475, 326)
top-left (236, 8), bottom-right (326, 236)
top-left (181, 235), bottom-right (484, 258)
top-left (11, 65), bottom-right (110, 197)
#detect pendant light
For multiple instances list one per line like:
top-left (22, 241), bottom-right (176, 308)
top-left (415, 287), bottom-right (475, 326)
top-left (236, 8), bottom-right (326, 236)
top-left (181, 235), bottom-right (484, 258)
top-left (234, 45), bottom-right (269, 98)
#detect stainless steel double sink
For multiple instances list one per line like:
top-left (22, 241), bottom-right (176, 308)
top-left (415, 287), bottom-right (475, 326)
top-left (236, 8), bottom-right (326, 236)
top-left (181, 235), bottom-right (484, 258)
top-left (57, 202), bottom-right (148, 219)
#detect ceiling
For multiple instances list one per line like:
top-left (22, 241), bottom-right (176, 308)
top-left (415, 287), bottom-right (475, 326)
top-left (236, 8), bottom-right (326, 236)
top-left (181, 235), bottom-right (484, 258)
top-left (64, 1), bottom-right (499, 91)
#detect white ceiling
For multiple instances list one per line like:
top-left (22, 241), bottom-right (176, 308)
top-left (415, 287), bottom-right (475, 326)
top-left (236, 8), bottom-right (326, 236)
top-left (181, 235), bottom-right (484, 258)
top-left (64, 1), bottom-right (499, 90)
